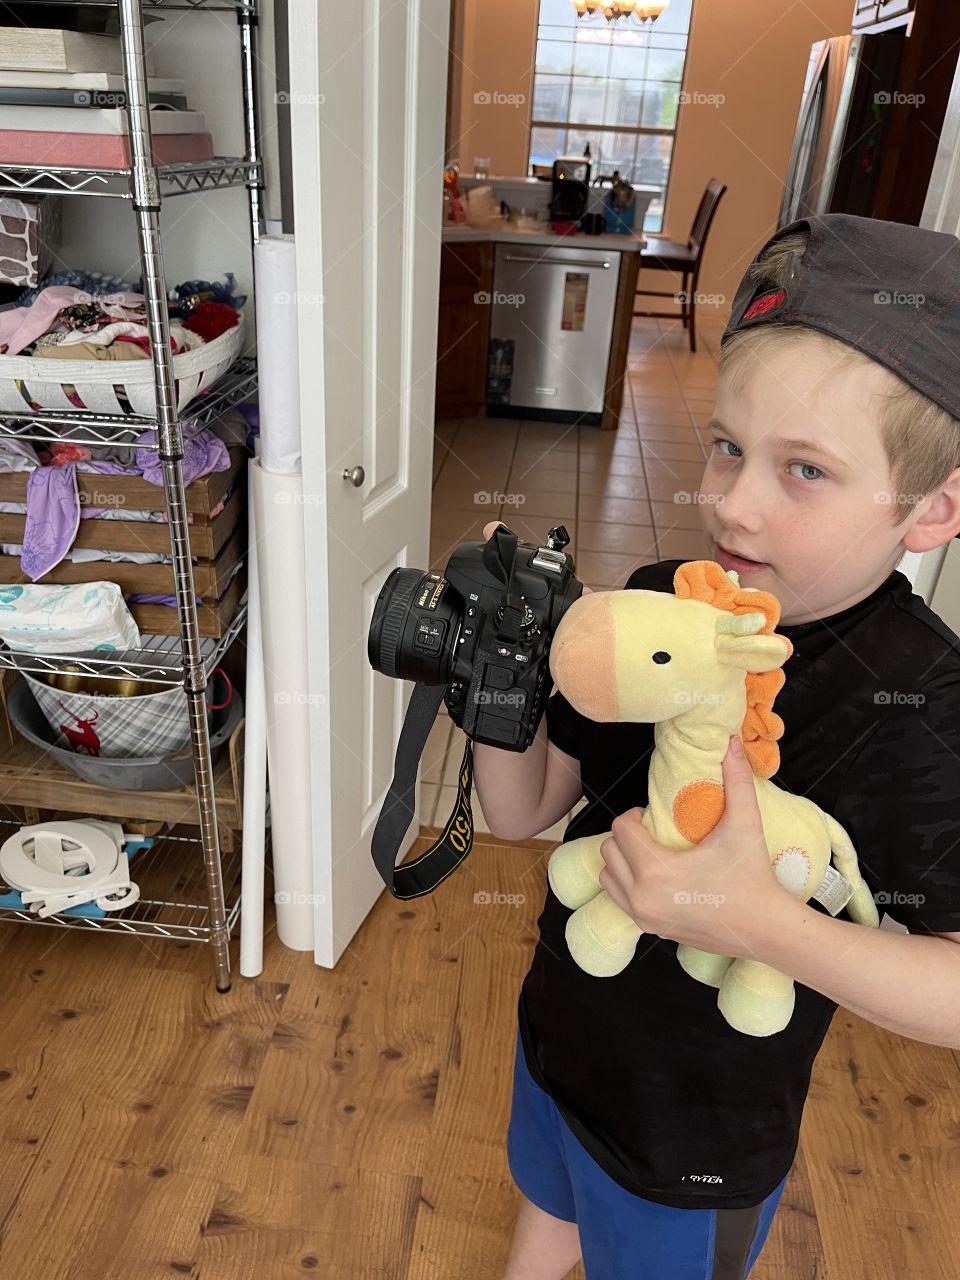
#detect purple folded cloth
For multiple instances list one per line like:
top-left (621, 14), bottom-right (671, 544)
top-left (21, 461), bottom-right (82, 580)
top-left (17, 425), bottom-right (232, 579)
top-left (126, 593), bottom-right (201, 606)
top-left (134, 428), bottom-right (230, 486)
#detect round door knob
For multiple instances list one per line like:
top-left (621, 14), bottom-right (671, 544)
top-left (342, 465), bottom-right (365, 487)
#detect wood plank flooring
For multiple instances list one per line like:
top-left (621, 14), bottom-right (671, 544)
top-left (0, 835), bottom-right (957, 1278)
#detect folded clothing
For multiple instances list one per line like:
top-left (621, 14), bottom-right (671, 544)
top-left (0, 286), bottom-right (146, 356)
top-left (31, 319), bottom-right (203, 358)
top-left (32, 340), bottom-right (150, 362)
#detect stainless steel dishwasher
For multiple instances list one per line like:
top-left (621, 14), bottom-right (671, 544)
top-left (486, 241), bottom-right (623, 426)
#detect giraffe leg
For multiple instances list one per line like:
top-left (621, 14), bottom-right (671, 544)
top-left (821, 813), bottom-right (880, 928)
top-left (565, 889), bottom-right (642, 977)
top-left (717, 958), bottom-right (796, 1037)
top-left (676, 943), bottom-right (736, 989)
top-left (547, 833), bottom-right (608, 910)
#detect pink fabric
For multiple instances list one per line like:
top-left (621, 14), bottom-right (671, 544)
top-left (0, 286), bottom-right (145, 356)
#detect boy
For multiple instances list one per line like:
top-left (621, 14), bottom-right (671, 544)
top-left (472, 212), bottom-right (960, 1280)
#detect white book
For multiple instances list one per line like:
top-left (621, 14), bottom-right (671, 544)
top-left (0, 28), bottom-right (155, 75)
top-left (0, 71), bottom-right (182, 94)
top-left (0, 106), bottom-right (206, 135)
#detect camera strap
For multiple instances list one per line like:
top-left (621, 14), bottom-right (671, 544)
top-left (370, 681), bottom-right (476, 898)
top-left (370, 525), bottom-right (524, 899)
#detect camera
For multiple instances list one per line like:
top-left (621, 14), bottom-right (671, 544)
top-left (368, 522), bottom-right (583, 749)
top-left (368, 523), bottom-right (583, 898)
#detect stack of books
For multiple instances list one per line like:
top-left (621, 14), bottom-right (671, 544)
top-left (0, 28), bottom-right (214, 168)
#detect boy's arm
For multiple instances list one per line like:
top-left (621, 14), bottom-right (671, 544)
top-left (472, 713), bottom-right (583, 841)
top-left (748, 897), bottom-right (960, 1050)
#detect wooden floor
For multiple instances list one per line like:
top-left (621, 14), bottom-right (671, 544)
top-left (0, 833), bottom-right (957, 1279)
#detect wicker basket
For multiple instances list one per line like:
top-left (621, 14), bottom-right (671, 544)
top-left (0, 312), bottom-right (245, 417)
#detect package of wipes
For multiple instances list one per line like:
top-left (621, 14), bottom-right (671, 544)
top-left (0, 582), bottom-right (142, 653)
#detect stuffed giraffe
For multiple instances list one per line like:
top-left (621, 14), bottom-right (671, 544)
top-left (546, 559), bottom-right (880, 1038)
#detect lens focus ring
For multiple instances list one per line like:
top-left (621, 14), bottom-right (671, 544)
top-left (377, 569), bottom-right (424, 678)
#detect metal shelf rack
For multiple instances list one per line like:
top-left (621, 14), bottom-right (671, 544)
top-left (0, 0), bottom-right (265, 991)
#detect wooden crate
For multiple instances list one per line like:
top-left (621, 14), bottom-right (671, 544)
top-left (0, 444), bottom-right (247, 638)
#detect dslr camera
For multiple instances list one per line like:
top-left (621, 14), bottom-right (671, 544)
top-left (367, 522), bottom-right (583, 896)
top-left (368, 522), bottom-right (582, 748)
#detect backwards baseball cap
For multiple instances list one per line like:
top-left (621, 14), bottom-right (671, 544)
top-left (720, 213), bottom-right (960, 422)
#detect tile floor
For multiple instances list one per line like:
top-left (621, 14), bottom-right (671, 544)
top-left (420, 313), bottom-right (726, 843)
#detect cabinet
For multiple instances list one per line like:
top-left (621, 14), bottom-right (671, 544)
top-left (435, 242), bottom-right (493, 419)
top-left (853, 0), bottom-right (915, 29)
top-left (852, 0), bottom-right (879, 28)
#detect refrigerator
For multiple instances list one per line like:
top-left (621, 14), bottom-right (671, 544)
top-left (778, 30), bottom-right (909, 229)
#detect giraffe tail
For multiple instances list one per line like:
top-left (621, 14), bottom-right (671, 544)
top-left (822, 812), bottom-right (880, 928)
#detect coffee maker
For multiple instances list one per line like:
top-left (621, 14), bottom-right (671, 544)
top-left (549, 156), bottom-right (591, 226)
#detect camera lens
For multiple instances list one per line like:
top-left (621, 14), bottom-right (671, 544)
top-left (368, 567), bottom-right (461, 684)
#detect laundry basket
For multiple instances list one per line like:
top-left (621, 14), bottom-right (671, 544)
top-left (0, 312), bottom-right (244, 416)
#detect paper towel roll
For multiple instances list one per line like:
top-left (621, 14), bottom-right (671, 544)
top-left (253, 234), bottom-right (303, 474)
top-left (250, 456), bottom-right (315, 951)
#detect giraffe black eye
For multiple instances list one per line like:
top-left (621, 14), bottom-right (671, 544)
top-left (652, 651), bottom-right (671, 664)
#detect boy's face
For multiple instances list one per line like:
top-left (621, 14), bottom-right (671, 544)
top-left (696, 341), bottom-right (908, 626)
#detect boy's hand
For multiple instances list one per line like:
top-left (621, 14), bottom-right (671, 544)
top-left (597, 735), bottom-right (798, 958)
top-left (481, 521), bottom-right (593, 595)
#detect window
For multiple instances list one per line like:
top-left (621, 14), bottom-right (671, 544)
top-left (529, 0), bottom-right (694, 232)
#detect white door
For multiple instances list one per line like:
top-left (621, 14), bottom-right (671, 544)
top-left (902, 49), bottom-right (960, 604)
top-left (287, 0), bottom-right (451, 966)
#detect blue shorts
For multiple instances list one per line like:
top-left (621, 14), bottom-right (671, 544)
top-left (506, 1029), bottom-right (788, 1280)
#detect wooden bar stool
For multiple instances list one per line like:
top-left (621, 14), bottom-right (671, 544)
top-left (633, 179), bottom-right (727, 353)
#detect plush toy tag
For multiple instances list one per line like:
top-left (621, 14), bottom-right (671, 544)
top-left (810, 864), bottom-right (853, 916)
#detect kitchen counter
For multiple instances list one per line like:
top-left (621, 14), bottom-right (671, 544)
top-left (441, 223), bottom-right (648, 251)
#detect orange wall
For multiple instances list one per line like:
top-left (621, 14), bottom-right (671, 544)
top-left (452, 0), bottom-right (856, 312)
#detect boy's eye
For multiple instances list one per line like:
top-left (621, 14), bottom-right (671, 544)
top-left (710, 438), bottom-right (824, 483)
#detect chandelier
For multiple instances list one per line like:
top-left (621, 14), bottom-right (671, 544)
top-left (569, 0), bottom-right (669, 23)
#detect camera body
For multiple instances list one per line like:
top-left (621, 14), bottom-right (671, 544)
top-left (368, 525), bottom-right (582, 750)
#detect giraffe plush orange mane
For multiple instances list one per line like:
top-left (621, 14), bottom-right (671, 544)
top-left (672, 560), bottom-right (794, 780)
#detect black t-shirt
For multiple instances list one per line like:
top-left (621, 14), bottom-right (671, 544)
top-left (519, 557), bottom-right (960, 1210)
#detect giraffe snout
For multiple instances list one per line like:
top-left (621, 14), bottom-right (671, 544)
top-left (548, 591), bottom-right (619, 720)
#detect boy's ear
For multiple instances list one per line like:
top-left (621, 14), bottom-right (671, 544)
top-left (715, 632), bottom-right (791, 673)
